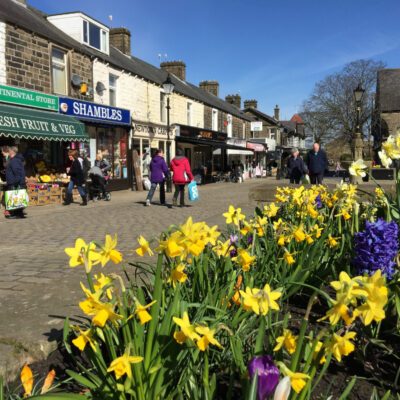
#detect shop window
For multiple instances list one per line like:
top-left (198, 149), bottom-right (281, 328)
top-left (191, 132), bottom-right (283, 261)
top-left (51, 47), bottom-right (67, 95)
top-left (212, 109), bottom-right (218, 131)
top-left (160, 92), bottom-right (166, 123)
top-left (187, 102), bottom-right (192, 126)
top-left (83, 19), bottom-right (108, 53)
top-left (109, 74), bottom-right (118, 106)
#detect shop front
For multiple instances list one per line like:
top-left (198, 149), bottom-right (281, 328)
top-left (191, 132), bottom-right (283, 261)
top-left (59, 97), bottom-right (131, 191)
top-left (131, 121), bottom-right (174, 188)
top-left (175, 124), bottom-right (237, 183)
top-left (246, 141), bottom-right (267, 176)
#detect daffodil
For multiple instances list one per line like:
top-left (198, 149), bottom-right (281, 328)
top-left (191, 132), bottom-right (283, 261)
top-left (79, 294), bottom-right (123, 327)
top-left (240, 283), bottom-right (281, 316)
top-left (173, 311), bottom-right (200, 344)
top-left (312, 224), bottom-right (323, 238)
top-left (278, 363), bottom-right (310, 394)
top-left (195, 326), bottom-right (223, 351)
top-left (107, 352), bottom-right (143, 380)
top-left (223, 205), bottom-right (245, 226)
top-left (233, 248), bottom-right (256, 272)
top-left (156, 233), bottom-right (185, 258)
top-left (329, 331), bottom-right (356, 362)
top-left (94, 273), bottom-right (113, 299)
top-left (313, 341), bottom-right (326, 364)
top-left (65, 238), bottom-right (101, 273)
top-left (213, 239), bottom-right (233, 258)
top-left (283, 250), bottom-right (295, 265)
top-left (327, 235), bottom-right (340, 248)
top-left (274, 329), bottom-right (297, 354)
top-left (135, 300), bottom-right (156, 325)
top-left (378, 150), bottom-right (392, 168)
top-left (293, 227), bottom-right (306, 243)
top-left (264, 202), bottom-right (280, 218)
top-left (21, 364), bottom-right (33, 397)
top-left (72, 327), bottom-right (97, 352)
top-left (168, 263), bottom-right (188, 287)
top-left (201, 224), bottom-right (221, 246)
top-left (98, 234), bottom-right (122, 266)
top-left (349, 159), bottom-right (367, 178)
top-left (135, 235), bottom-right (154, 257)
top-left (277, 235), bottom-right (286, 246)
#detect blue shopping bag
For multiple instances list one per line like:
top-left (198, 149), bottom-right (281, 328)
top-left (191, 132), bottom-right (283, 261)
top-left (188, 181), bottom-right (199, 202)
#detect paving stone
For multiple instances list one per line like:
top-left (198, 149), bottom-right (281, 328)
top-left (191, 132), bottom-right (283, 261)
top-left (17, 277), bottom-right (53, 284)
top-left (0, 282), bottom-right (19, 289)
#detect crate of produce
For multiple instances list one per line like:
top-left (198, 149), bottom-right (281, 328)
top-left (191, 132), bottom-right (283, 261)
top-left (37, 196), bottom-right (51, 206)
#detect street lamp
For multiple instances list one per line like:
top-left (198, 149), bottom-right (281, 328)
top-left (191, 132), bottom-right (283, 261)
top-left (162, 73), bottom-right (175, 192)
top-left (352, 84), bottom-right (365, 161)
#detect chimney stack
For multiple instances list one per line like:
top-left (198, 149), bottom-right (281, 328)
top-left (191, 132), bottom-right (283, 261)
top-left (274, 105), bottom-right (280, 121)
top-left (160, 61), bottom-right (186, 81)
top-left (225, 94), bottom-right (241, 109)
top-left (109, 28), bottom-right (131, 56)
top-left (244, 99), bottom-right (258, 109)
top-left (199, 80), bottom-right (219, 97)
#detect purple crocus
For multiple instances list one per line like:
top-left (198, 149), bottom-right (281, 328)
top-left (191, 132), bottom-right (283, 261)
top-left (230, 248), bottom-right (238, 258)
top-left (353, 219), bottom-right (399, 280)
top-left (315, 194), bottom-right (323, 209)
top-left (248, 355), bottom-right (280, 400)
top-left (247, 235), bottom-right (253, 245)
top-left (230, 234), bottom-right (239, 245)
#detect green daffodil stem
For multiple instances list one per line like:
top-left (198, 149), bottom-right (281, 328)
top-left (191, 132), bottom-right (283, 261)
top-left (86, 272), bottom-right (95, 293)
top-left (255, 316), bottom-right (266, 355)
top-left (290, 293), bottom-right (317, 372)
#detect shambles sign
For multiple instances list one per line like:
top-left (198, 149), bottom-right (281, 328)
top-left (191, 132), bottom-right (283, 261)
top-left (0, 84), bottom-right (59, 111)
top-left (59, 97), bottom-right (131, 126)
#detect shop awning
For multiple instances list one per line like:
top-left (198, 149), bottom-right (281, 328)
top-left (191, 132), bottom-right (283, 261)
top-left (176, 136), bottom-right (230, 148)
top-left (213, 148), bottom-right (254, 156)
top-left (0, 103), bottom-right (88, 141)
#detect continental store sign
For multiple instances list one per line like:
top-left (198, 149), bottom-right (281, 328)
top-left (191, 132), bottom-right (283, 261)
top-left (0, 84), bottom-right (59, 111)
top-left (0, 103), bottom-right (87, 141)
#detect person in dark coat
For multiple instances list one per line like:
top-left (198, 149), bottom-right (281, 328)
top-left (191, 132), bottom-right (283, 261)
top-left (95, 153), bottom-right (111, 176)
top-left (306, 142), bottom-right (328, 184)
top-left (146, 149), bottom-right (170, 206)
top-left (170, 147), bottom-right (194, 207)
top-left (5, 146), bottom-right (26, 219)
top-left (287, 148), bottom-right (307, 184)
top-left (64, 149), bottom-right (87, 206)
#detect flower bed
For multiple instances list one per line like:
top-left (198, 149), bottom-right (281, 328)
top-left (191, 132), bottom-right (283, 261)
top-left (2, 182), bottom-right (400, 400)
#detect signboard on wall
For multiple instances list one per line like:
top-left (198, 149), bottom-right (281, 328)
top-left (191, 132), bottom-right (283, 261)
top-left (59, 97), bottom-right (131, 126)
top-left (0, 84), bottom-right (58, 111)
top-left (251, 121), bottom-right (263, 131)
top-left (176, 124), bottom-right (227, 142)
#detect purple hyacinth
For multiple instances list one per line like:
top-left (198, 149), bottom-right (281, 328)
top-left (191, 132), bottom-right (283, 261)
top-left (248, 355), bottom-right (280, 400)
top-left (353, 219), bottom-right (399, 280)
top-left (230, 248), bottom-right (238, 258)
top-left (247, 235), bottom-right (253, 245)
top-left (315, 194), bottom-right (323, 209)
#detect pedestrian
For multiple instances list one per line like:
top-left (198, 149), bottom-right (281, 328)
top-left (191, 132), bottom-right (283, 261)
top-left (146, 149), bottom-right (169, 206)
top-left (170, 147), bottom-right (194, 207)
top-left (306, 142), bottom-right (328, 184)
top-left (95, 153), bottom-right (111, 177)
top-left (287, 148), bottom-right (307, 184)
top-left (5, 146), bottom-right (26, 219)
top-left (1, 146), bottom-right (10, 218)
top-left (63, 149), bottom-right (87, 206)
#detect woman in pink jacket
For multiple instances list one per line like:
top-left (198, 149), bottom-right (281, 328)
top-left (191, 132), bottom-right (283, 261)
top-left (170, 148), bottom-right (194, 207)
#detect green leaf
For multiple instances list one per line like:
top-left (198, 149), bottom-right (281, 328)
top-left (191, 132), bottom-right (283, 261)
top-left (338, 376), bottom-right (357, 400)
top-left (28, 394), bottom-right (89, 399)
top-left (66, 370), bottom-right (98, 390)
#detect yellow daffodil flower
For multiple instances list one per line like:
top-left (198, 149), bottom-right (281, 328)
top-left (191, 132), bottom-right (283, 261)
top-left (264, 202), bottom-right (280, 218)
top-left (305, 234), bottom-right (314, 245)
top-left (307, 204), bottom-right (319, 218)
top-left (107, 352), bottom-right (143, 380)
top-left (72, 327), bottom-right (97, 352)
top-left (201, 225), bottom-right (221, 246)
top-left (168, 263), bottom-right (188, 287)
top-left (273, 218), bottom-right (284, 231)
top-left (98, 234), bottom-right (122, 266)
top-left (278, 363), bottom-right (310, 394)
top-left (283, 250), bottom-right (295, 265)
top-left (134, 300), bottom-right (156, 325)
top-left (223, 205), bottom-right (245, 226)
top-left (135, 235), bottom-right (154, 257)
top-left (173, 311), bottom-right (200, 344)
top-left (327, 235), bottom-right (339, 248)
top-left (349, 159), bottom-right (368, 178)
top-left (378, 150), bottom-right (392, 168)
top-left (65, 238), bottom-right (101, 273)
top-left (156, 233), bottom-right (185, 258)
top-left (277, 235), bottom-right (286, 246)
top-left (274, 329), bottom-right (297, 354)
top-left (312, 224), bottom-right (323, 238)
top-left (240, 283), bottom-right (281, 315)
top-left (293, 227), bottom-right (306, 243)
top-left (329, 331), bottom-right (356, 362)
top-left (79, 294), bottom-right (122, 327)
top-left (313, 341), bottom-right (326, 364)
top-left (94, 273), bottom-right (113, 299)
top-left (233, 248), bottom-right (256, 272)
top-left (195, 326), bottom-right (223, 351)
top-left (213, 240), bottom-right (233, 258)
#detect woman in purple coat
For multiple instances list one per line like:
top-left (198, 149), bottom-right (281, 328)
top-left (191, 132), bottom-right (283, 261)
top-left (146, 149), bottom-right (170, 206)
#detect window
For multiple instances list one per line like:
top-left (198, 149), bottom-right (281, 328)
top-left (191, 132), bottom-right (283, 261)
top-left (187, 102), bottom-right (192, 125)
top-left (160, 92), bottom-right (166, 123)
top-left (212, 109), bottom-right (218, 131)
top-left (242, 122), bottom-right (246, 139)
top-left (83, 19), bottom-right (108, 52)
top-left (51, 48), bottom-right (67, 95)
top-left (109, 74), bottom-right (118, 106)
top-left (227, 114), bottom-right (233, 137)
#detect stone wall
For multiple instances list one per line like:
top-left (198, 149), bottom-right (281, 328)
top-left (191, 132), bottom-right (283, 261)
top-left (0, 21), bottom-right (6, 85)
top-left (4, 24), bottom-right (92, 100)
top-left (380, 112), bottom-right (400, 137)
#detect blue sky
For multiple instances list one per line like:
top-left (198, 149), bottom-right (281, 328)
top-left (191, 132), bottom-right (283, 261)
top-left (31, 0), bottom-right (400, 119)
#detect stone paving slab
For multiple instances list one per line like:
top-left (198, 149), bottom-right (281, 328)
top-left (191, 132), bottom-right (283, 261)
top-left (0, 178), bottom-right (270, 379)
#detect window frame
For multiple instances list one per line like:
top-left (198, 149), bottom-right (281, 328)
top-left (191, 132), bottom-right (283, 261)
top-left (212, 108), bottom-right (218, 131)
top-left (109, 73), bottom-right (118, 106)
top-left (227, 114), bottom-right (233, 137)
top-left (82, 19), bottom-right (108, 53)
top-left (50, 46), bottom-right (68, 95)
top-left (160, 92), bottom-right (167, 123)
top-left (187, 102), bottom-right (192, 126)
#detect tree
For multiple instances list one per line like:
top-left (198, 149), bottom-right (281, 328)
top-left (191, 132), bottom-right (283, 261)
top-left (300, 59), bottom-right (385, 145)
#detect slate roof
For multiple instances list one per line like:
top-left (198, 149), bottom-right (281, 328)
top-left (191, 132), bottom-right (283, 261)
top-left (242, 107), bottom-right (279, 125)
top-left (0, 0), bottom-right (251, 121)
top-left (376, 69), bottom-right (400, 113)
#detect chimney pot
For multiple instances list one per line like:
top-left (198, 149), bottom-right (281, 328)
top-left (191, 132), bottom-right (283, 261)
top-left (274, 105), bottom-right (280, 121)
top-left (244, 99), bottom-right (258, 109)
top-left (160, 61), bottom-right (186, 81)
top-left (225, 94), bottom-right (241, 109)
top-left (199, 80), bottom-right (219, 97)
top-left (110, 27), bottom-right (131, 55)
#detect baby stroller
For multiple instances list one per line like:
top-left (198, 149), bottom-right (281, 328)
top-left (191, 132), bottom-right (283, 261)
top-left (88, 166), bottom-right (111, 201)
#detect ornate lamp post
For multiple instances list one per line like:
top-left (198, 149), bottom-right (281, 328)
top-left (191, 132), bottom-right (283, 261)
top-left (352, 84), bottom-right (365, 161)
top-left (162, 74), bottom-right (175, 192)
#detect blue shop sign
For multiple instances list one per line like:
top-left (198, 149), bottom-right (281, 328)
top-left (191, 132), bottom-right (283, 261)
top-left (58, 97), bottom-right (131, 126)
